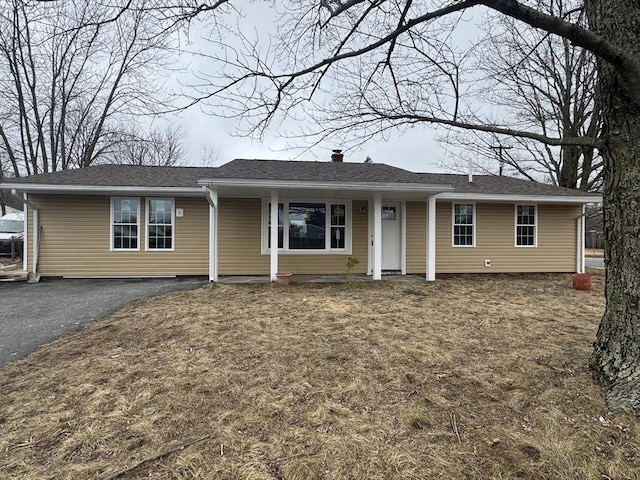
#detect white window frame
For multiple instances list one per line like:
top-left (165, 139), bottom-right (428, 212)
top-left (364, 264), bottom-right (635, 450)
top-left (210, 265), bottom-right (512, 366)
top-left (110, 197), bottom-right (141, 251)
top-left (452, 202), bottom-right (476, 248)
top-left (515, 204), bottom-right (538, 248)
top-left (261, 199), bottom-right (352, 254)
top-left (146, 197), bottom-right (175, 252)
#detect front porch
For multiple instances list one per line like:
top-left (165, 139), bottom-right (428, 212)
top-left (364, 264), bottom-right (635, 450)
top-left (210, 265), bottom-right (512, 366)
top-left (201, 184), bottom-right (444, 283)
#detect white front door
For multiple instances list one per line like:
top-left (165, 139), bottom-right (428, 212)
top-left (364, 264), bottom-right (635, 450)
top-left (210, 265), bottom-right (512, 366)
top-left (381, 203), bottom-right (401, 271)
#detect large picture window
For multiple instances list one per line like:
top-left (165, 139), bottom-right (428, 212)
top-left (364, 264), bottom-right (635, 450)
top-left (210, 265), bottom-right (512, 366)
top-left (516, 205), bottom-right (537, 247)
top-left (453, 203), bottom-right (475, 247)
top-left (264, 200), bottom-right (349, 252)
top-left (147, 198), bottom-right (174, 250)
top-left (112, 198), bottom-right (140, 250)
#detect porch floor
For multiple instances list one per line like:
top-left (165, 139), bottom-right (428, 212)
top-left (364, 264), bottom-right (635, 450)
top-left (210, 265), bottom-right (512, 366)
top-left (217, 274), bottom-right (427, 284)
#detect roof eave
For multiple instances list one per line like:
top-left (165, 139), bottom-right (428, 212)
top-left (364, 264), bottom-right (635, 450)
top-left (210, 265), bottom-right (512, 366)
top-left (0, 183), bottom-right (204, 196)
top-left (437, 192), bottom-right (602, 203)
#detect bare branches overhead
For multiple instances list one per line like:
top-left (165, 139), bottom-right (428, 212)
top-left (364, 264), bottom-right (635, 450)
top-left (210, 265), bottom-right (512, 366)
top-left (438, 0), bottom-right (602, 190)
top-left (177, 0), bottom-right (634, 157)
top-left (0, 0), bottom-right (196, 176)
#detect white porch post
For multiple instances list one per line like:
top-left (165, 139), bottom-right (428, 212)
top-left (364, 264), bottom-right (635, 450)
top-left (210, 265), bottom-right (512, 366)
top-left (205, 187), bottom-right (218, 282)
top-left (270, 190), bottom-right (279, 281)
top-left (426, 194), bottom-right (437, 281)
top-left (373, 192), bottom-right (382, 280)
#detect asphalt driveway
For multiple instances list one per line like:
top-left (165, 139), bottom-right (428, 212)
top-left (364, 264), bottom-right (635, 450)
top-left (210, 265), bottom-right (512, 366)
top-left (0, 277), bottom-right (206, 366)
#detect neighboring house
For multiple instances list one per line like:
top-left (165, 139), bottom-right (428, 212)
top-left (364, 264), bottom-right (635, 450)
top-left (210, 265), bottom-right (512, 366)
top-left (0, 152), bottom-right (600, 281)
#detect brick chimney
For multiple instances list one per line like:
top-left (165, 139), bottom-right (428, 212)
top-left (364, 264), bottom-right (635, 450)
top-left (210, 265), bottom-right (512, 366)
top-left (331, 149), bottom-right (344, 163)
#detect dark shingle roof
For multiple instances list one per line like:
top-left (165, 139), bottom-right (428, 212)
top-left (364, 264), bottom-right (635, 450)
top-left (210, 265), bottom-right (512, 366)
top-left (5, 164), bottom-right (217, 187)
top-left (418, 173), bottom-right (596, 197)
top-left (209, 159), bottom-right (447, 184)
top-left (2, 160), bottom-right (600, 198)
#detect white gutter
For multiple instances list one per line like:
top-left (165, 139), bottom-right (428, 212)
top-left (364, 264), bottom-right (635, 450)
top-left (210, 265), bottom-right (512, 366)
top-left (437, 192), bottom-right (601, 204)
top-left (1, 184), bottom-right (203, 195)
top-left (198, 178), bottom-right (455, 194)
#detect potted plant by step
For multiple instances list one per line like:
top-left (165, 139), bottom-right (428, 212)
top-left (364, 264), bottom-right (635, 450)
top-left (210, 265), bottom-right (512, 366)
top-left (275, 272), bottom-right (292, 285)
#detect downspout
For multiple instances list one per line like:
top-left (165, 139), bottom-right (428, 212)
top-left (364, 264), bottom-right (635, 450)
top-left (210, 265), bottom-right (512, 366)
top-left (34, 209), bottom-right (39, 278)
top-left (11, 189), bottom-right (39, 279)
top-left (576, 206), bottom-right (586, 274)
top-left (581, 204), bottom-right (586, 273)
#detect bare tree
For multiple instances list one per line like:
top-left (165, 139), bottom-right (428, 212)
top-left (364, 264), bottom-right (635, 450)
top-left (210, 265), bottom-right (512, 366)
top-left (439, 0), bottom-right (602, 191)
top-left (0, 0), bottom-right (176, 177)
top-left (98, 124), bottom-right (187, 166)
top-left (172, 0), bottom-right (640, 414)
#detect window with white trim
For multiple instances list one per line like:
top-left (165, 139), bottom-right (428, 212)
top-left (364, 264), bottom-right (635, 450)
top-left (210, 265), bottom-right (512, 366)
top-left (112, 197), bottom-right (140, 250)
top-left (265, 200), bottom-right (349, 252)
top-left (147, 198), bottom-right (174, 250)
top-left (453, 203), bottom-right (475, 247)
top-left (516, 204), bottom-right (537, 247)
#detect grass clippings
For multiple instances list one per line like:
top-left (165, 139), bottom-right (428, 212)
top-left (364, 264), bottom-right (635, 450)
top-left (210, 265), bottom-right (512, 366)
top-left (1, 272), bottom-right (638, 479)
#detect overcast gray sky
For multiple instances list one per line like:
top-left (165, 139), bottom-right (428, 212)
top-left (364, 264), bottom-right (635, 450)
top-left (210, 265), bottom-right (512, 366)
top-left (174, 108), bottom-right (446, 172)
top-left (165, 3), bottom-right (485, 174)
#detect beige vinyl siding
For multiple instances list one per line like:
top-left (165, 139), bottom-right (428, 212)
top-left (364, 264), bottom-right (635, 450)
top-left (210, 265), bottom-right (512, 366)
top-left (218, 199), bottom-right (369, 275)
top-left (26, 194), bottom-right (209, 276)
top-left (218, 198), bottom-right (268, 275)
top-left (406, 202), bottom-right (427, 274)
top-left (435, 202), bottom-right (580, 273)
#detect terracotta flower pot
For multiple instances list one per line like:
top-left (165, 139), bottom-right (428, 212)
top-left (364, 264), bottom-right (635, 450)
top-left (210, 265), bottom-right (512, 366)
top-left (276, 272), bottom-right (292, 285)
top-left (572, 273), bottom-right (593, 291)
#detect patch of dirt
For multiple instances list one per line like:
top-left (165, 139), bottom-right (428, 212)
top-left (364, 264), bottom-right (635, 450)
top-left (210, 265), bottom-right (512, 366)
top-left (1, 272), bottom-right (638, 479)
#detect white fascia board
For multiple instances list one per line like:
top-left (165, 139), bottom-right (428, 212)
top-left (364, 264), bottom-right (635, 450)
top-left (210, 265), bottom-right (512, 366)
top-left (0, 183), bottom-right (204, 196)
top-left (198, 178), bottom-right (455, 194)
top-left (436, 192), bottom-right (602, 204)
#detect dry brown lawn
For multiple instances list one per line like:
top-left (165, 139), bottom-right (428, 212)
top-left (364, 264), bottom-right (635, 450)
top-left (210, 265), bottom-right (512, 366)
top-left (1, 272), bottom-right (639, 479)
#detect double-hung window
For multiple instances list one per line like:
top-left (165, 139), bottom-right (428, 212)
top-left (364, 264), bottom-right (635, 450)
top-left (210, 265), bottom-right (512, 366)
top-left (453, 203), bottom-right (475, 247)
top-left (147, 198), bottom-right (174, 250)
top-left (112, 198), bottom-right (140, 250)
top-left (265, 200), bottom-right (349, 252)
top-left (516, 205), bottom-right (537, 247)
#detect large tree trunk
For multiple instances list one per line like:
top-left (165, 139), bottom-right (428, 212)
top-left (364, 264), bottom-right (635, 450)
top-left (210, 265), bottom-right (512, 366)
top-left (588, 0), bottom-right (640, 414)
